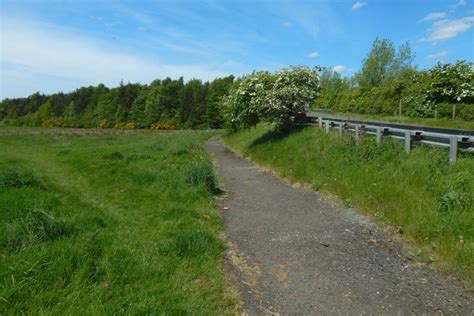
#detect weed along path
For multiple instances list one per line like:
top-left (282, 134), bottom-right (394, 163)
top-left (204, 137), bottom-right (473, 315)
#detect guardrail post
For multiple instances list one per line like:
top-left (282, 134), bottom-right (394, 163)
top-left (404, 130), bottom-right (411, 153)
top-left (318, 117), bottom-right (323, 128)
top-left (338, 123), bottom-right (343, 135)
top-left (325, 121), bottom-right (330, 133)
top-left (449, 136), bottom-right (458, 165)
top-left (376, 127), bottom-right (382, 144)
top-left (355, 124), bottom-right (360, 145)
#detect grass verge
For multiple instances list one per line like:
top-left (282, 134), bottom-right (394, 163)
top-left (0, 128), bottom-right (237, 314)
top-left (224, 124), bottom-right (474, 287)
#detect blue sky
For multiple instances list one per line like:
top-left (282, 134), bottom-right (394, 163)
top-left (1, 0), bottom-right (473, 99)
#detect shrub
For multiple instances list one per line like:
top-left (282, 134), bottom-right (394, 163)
top-left (458, 104), bottom-right (474, 120)
top-left (266, 66), bottom-right (320, 131)
top-left (150, 122), bottom-right (175, 130)
top-left (223, 71), bottom-right (274, 132)
top-left (224, 66), bottom-right (319, 132)
top-left (98, 119), bottom-right (108, 128)
top-left (42, 118), bottom-right (66, 128)
top-left (114, 122), bottom-right (136, 129)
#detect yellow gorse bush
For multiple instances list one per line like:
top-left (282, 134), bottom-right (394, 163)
top-left (99, 119), bottom-right (108, 128)
top-left (114, 122), bottom-right (136, 129)
top-left (42, 119), bottom-right (66, 128)
top-left (150, 122), bottom-right (175, 130)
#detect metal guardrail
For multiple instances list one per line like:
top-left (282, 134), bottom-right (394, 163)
top-left (304, 113), bottom-right (474, 165)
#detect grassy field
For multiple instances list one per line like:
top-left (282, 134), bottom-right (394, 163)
top-left (323, 112), bottom-right (474, 130)
top-left (0, 128), bottom-right (237, 314)
top-left (224, 124), bottom-right (474, 287)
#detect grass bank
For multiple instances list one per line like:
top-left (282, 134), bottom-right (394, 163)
top-left (224, 124), bottom-right (474, 287)
top-left (0, 128), bottom-right (237, 314)
top-left (324, 112), bottom-right (474, 130)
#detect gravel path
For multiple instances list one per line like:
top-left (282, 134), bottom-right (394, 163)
top-left (205, 137), bottom-right (473, 315)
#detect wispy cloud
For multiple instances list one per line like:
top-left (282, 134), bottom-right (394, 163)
top-left (333, 65), bottom-right (347, 73)
top-left (451, 0), bottom-right (467, 11)
top-left (0, 15), bottom-right (247, 98)
top-left (419, 12), bottom-right (446, 23)
top-left (113, 4), bottom-right (155, 26)
top-left (427, 50), bottom-right (449, 60)
top-left (352, 2), bottom-right (366, 10)
top-left (419, 16), bottom-right (474, 42)
top-left (307, 51), bottom-right (319, 58)
top-left (282, 21), bottom-right (293, 28)
top-left (269, 2), bottom-right (341, 39)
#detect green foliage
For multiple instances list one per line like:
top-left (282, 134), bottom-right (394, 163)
top-left (206, 75), bottom-right (234, 129)
top-left (317, 38), bottom-right (473, 122)
top-left (225, 124), bottom-right (474, 287)
top-left (356, 38), bottom-right (413, 90)
top-left (314, 67), bottom-right (352, 110)
top-left (428, 61), bottom-right (474, 104)
top-left (33, 100), bottom-right (53, 125)
top-left (1, 76), bottom-right (231, 130)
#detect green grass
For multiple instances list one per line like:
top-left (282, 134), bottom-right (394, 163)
top-left (224, 124), bottom-right (474, 287)
top-left (327, 112), bottom-right (474, 130)
top-left (0, 128), bottom-right (238, 314)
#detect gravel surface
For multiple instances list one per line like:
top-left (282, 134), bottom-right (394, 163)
top-left (205, 137), bottom-right (473, 315)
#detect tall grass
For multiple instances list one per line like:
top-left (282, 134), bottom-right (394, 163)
top-left (0, 129), bottom-right (237, 314)
top-left (225, 124), bottom-right (474, 287)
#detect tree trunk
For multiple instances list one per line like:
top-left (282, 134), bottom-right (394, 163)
top-left (398, 99), bottom-right (402, 116)
top-left (452, 104), bottom-right (456, 120)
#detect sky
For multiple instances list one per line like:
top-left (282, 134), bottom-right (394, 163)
top-left (1, 0), bottom-right (473, 99)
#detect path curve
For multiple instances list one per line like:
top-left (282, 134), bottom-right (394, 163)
top-left (205, 137), bottom-right (473, 315)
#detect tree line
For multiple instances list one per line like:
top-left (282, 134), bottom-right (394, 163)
top-left (1, 37), bottom-right (473, 130)
top-left (0, 76), bottom-right (234, 129)
top-left (315, 38), bottom-right (474, 120)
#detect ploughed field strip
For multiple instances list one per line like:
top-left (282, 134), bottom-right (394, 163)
top-left (205, 137), bottom-right (473, 315)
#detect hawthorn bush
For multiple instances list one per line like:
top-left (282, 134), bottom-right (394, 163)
top-left (223, 66), bottom-right (319, 132)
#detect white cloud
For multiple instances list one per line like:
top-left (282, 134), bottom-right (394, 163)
top-left (427, 50), bottom-right (449, 60)
top-left (333, 65), bottom-right (347, 73)
top-left (0, 16), bottom-right (246, 99)
top-left (419, 12), bottom-right (446, 23)
top-left (352, 2), bottom-right (366, 10)
top-left (420, 16), bottom-right (474, 42)
top-left (307, 51), bottom-right (319, 58)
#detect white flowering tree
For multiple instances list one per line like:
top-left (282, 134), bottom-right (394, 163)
top-left (223, 71), bottom-right (274, 132)
top-left (427, 61), bottom-right (474, 119)
top-left (265, 66), bottom-right (319, 131)
top-left (224, 66), bottom-right (320, 132)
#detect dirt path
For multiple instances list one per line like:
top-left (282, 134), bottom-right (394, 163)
top-left (204, 137), bottom-right (473, 315)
